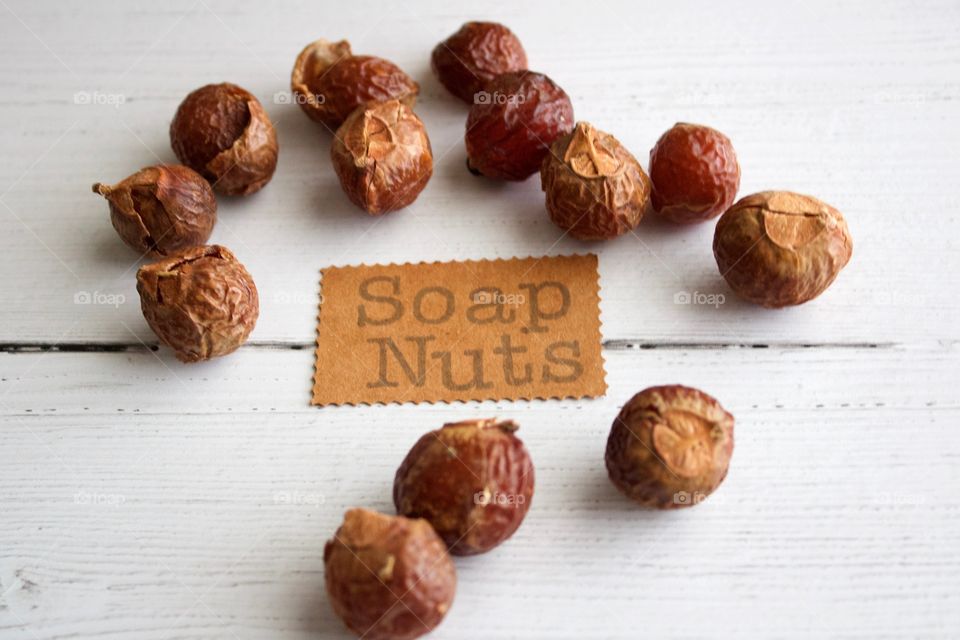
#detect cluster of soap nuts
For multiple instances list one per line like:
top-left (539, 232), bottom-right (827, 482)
top-left (431, 22), bottom-right (852, 307)
top-left (91, 19), bottom-right (853, 364)
top-left (80, 18), bottom-right (778, 640)
top-left (325, 418), bottom-right (535, 639)
top-left (92, 81), bottom-right (277, 361)
top-left (324, 385), bottom-right (734, 639)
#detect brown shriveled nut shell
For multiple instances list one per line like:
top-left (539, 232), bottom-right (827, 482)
top-left (330, 100), bottom-right (433, 215)
top-left (92, 165), bottom-right (216, 256)
top-left (606, 385), bottom-right (734, 509)
top-left (713, 191), bottom-right (853, 308)
top-left (393, 418), bottom-right (534, 556)
top-left (324, 508), bottom-right (456, 640)
top-left (291, 38), bottom-right (419, 129)
top-left (649, 123), bottom-right (740, 224)
top-left (136, 245), bottom-right (258, 363)
top-left (170, 83), bottom-right (278, 196)
top-left (431, 22), bottom-right (528, 104)
top-left (541, 121), bottom-right (651, 240)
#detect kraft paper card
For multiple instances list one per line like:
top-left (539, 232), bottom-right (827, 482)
top-left (312, 255), bottom-right (606, 406)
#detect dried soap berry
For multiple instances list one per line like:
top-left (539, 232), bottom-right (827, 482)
top-left (713, 191), bottom-right (853, 308)
top-left (394, 418), bottom-right (534, 556)
top-left (465, 71), bottom-right (574, 181)
top-left (541, 122), bottom-right (651, 240)
top-left (325, 508), bottom-right (456, 640)
top-left (648, 123), bottom-right (740, 224)
top-left (606, 385), bottom-right (734, 509)
top-left (291, 38), bottom-right (419, 129)
top-left (136, 245), bottom-right (258, 362)
top-left (92, 165), bottom-right (216, 256)
top-left (330, 99), bottom-right (433, 215)
top-left (431, 21), bottom-right (528, 104)
top-left (169, 83), bottom-right (278, 196)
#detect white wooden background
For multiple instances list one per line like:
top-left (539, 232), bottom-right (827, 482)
top-left (1, 0), bottom-right (958, 638)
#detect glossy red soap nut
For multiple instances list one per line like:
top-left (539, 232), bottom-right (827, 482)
top-left (169, 83), bottom-right (278, 196)
top-left (136, 245), bottom-right (259, 363)
top-left (541, 121), bottom-right (651, 240)
top-left (605, 385), bottom-right (734, 509)
top-left (393, 418), bottom-right (534, 556)
top-left (649, 122), bottom-right (740, 224)
top-left (92, 165), bottom-right (216, 256)
top-left (291, 38), bottom-right (419, 129)
top-left (431, 21), bottom-right (528, 104)
top-left (331, 99), bottom-right (433, 215)
top-left (465, 71), bottom-right (574, 181)
top-left (324, 508), bottom-right (456, 640)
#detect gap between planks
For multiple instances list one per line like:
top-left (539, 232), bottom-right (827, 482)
top-left (0, 340), bottom-right (898, 354)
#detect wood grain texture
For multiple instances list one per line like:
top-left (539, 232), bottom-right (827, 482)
top-left (2, 347), bottom-right (959, 639)
top-left (1, 0), bottom-right (959, 638)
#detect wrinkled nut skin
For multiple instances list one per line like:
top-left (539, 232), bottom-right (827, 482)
top-left (713, 191), bottom-right (853, 308)
top-left (465, 71), bottom-right (574, 181)
top-left (324, 508), bottom-right (456, 640)
top-left (541, 122), bottom-right (651, 240)
top-left (431, 22), bottom-right (528, 104)
top-left (331, 100), bottom-right (433, 215)
top-left (136, 245), bottom-right (259, 363)
top-left (170, 83), bottom-right (278, 196)
top-left (649, 123), bottom-right (740, 224)
top-left (92, 165), bottom-right (216, 256)
top-left (606, 385), bottom-right (734, 509)
top-left (291, 39), bottom-right (419, 129)
top-left (394, 418), bottom-right (534, 556)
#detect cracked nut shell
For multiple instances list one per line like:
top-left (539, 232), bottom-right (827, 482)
top-left (713, 191), bottom-right (853, 308)
top-left (325, 508), bottom-right (456, 640)
top-left (431, 21), bottom-right (528, 104)
top-left (541, 122), bottom-right (651, 240)
top-left (136, 244), bottom-right (258, 362)
top-left (93, 165), bottom-right (216, 256)
top-left (465, 71), bottom-right (574, 180)
top-left (393, 418), bottom-right (534, 556)
top-left (606, 385), bottom-right (734, 509)
top-left (649, 123), bottom-right (740, 224)
top-left (291, 38), bottom-right (419, 129)
top-left (170, 83), bottom-right (278, 196)
top-left (331, 99), bottom-right (433, 215)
